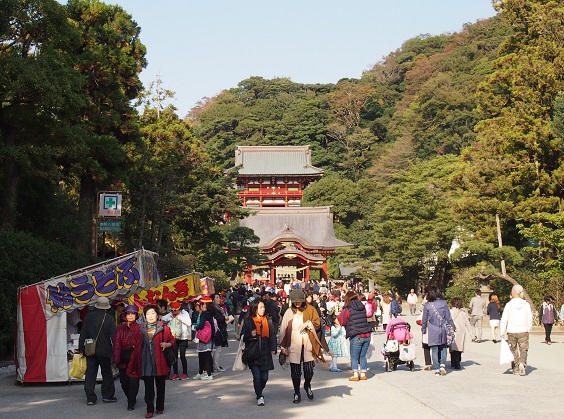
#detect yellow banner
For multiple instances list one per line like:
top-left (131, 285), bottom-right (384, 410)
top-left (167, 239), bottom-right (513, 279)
top-left (129, 273), bottom-right (202, 308)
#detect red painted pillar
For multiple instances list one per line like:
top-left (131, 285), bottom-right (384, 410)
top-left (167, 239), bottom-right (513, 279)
top-left (321, 260), bottom-right (327, 281)
top-left (270, 266), bottom-right (276, 286)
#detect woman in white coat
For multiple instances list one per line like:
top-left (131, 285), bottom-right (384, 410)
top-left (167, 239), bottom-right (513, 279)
top-left (449, 297), bottom-right (472, 370)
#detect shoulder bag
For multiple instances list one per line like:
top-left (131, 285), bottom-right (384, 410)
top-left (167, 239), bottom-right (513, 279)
top-left (429, 302), bottom-right (455, 346)
top-left (85, 313), bottom-right (106, 356)
top-left (242, 322), bottom-right (262, 365)
top-left (164, 347), bottom-right (176, 368)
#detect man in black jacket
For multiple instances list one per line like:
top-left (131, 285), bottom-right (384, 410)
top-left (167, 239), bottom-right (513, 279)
top-left (79, 296), bottom-right (117, 405)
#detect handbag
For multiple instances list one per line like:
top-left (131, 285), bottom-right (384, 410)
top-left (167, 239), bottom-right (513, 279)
top-left (69, 353), bottom-right (86, 379)
top-left (242, 321), bottom-right (263, 365)
top-left (195, 320), bottom-right (212, 344)
top-left (278, 352), bottom-right (288, 369)
top-left (399, 343), bottom-right (417, 361)
top-left (164, 347), bottom-right (176, 368)
top-left (242, 337), bottom-right (261, 364)
top-left (232, 337), bottom-right (246, 372)
top-left (84, 313), bottom-right (107, 356)
top-left (499, 339), bottom-right (514, 365)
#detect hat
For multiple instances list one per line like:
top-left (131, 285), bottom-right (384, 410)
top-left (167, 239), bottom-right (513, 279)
top-left (170, 301), bottom-right (181, 311)
top-left (95, 297), bottom-right (111, 310)
top-left (122, 305), bottom-right (139, 320)
top-left (289, 290), bottom-right (305, 303)
top-left (200, 296), bottom-right (213, 304)
top-left (124, 304), bottom-right (138, 314)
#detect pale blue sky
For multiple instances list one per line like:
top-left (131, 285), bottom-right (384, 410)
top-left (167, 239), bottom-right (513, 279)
top-left (99, 1), bottom-right (498, 117)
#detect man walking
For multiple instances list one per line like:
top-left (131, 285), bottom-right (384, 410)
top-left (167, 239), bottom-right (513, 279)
top-left (79, 296), bottom-right (117, 405)
top-left (469, 289), bottom-right (487, 342)
top-left (407, 289), bottom-right (418, 315)
top-left (499, 284), bottom-right (533, 376)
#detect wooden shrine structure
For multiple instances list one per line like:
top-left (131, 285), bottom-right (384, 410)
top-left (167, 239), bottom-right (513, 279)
top-left (229, 146), bottom-right (353, 284)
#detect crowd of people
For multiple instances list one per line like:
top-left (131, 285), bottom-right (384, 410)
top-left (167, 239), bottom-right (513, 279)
top-left (77, 281), bottom-right (560, 413)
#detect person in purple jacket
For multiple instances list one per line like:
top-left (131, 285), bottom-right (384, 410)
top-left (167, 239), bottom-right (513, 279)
top-left (421, 286), bottom-right (456, 376)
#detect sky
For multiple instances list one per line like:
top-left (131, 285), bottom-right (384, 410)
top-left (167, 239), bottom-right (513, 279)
top-left (102, 0), bottom-right (499, 117)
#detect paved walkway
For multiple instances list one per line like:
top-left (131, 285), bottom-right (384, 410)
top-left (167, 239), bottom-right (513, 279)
top-left (1, 315), bottom-right (562, 419)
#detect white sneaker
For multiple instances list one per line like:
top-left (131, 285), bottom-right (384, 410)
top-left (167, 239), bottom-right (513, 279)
top-left (439, 365), bottom-right (446, 376)
top-left (257, 397), bottom-right (265, 406)
top-left (201, 374), bottom-right (214, 380)
top-left (192, 374), bottom-right (202, 380)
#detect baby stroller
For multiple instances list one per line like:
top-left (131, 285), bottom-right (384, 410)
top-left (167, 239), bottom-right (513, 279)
top-left (382, 318), bottom-right (415, 372)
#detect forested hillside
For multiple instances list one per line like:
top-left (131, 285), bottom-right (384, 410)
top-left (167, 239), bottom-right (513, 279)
top-left (190, 1), bottom-right (564, 307)
top-left (2, 1), bottom-right (564, 357)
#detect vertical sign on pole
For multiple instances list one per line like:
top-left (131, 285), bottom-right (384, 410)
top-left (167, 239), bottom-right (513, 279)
top-left (97, 191), bottom-right (123, 257)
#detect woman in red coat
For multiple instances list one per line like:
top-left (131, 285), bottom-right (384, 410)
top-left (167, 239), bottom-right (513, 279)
top-left (127, 304), bottom-right (175, 418)
top-left (112, 305), bottom-right (142, 411)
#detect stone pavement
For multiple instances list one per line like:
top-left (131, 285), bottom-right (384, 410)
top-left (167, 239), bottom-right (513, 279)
top-left (0, 316), bottom-right (562, 419)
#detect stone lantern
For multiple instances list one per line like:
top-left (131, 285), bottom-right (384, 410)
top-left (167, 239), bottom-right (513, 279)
top-left (475, 273), bottom-right (494, 304)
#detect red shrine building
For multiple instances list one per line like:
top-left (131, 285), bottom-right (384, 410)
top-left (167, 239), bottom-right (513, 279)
top-left (230, 146), bottom-right (353, 284)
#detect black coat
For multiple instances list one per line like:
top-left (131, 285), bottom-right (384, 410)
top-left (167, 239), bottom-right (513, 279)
top-left (241, 317), bottom-right (277, 371)
top-left (78, 308), bottom-right (117, 358)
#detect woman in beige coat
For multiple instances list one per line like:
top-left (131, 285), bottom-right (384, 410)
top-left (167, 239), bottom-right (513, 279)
top-left (449, 297), bottom-right (473, 370)
top-left (279, 290), bottom-right (322, 404)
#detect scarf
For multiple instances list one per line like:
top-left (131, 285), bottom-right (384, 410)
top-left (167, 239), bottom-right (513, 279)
top-left (147, 322), bottom-right (157, 341)
top-left (253, 315), bottom-right (269, 338)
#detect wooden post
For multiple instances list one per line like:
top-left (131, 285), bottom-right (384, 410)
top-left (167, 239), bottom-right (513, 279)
top-left (496, 213), bottom-right (507, 275)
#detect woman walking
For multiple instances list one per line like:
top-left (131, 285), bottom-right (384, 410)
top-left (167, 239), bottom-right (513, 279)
top-left (112, 305), bottom-right (141, 410)
top-left (127, 304), bottom-right (175, 418)
top-left (337, 291), bottom-right (372, 381)
top-left (449, 297), bottom-right (472, 370)
top-left (421, 286), bottom-right (456, 376)
top-left (487, 294), bottom-right (502, 343)
top-left (539, 295), bottom-right (558, 345)
top-left (241, 300), bottom-right (277, 406)
top-left (193, 296), bottom-right (216, 380)
top-left (279, 290), bottom-right (323, 404)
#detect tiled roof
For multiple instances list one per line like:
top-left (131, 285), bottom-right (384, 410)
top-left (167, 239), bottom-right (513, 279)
top-left (230, 146), bottom-right (324, 176)
top-left (239, 206), bottom-right (353, 250)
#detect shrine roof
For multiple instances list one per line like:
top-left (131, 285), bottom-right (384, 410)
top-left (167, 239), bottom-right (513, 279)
top-left (239, 206), bottom-right (354, 250)
top-left (228, 145), bottom-right (324, 176)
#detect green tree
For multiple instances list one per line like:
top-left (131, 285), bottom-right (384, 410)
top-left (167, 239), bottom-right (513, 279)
top-left (458, 0), bottom-right (564, 257)
top-left (224, 225), bottom-right (265, 282)
top-left (0, 0), bottom-right (83, 230)
top-left (368, 155), bottom-right (461, 292)
top-left (65, 0), bottom-right (147, 255)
